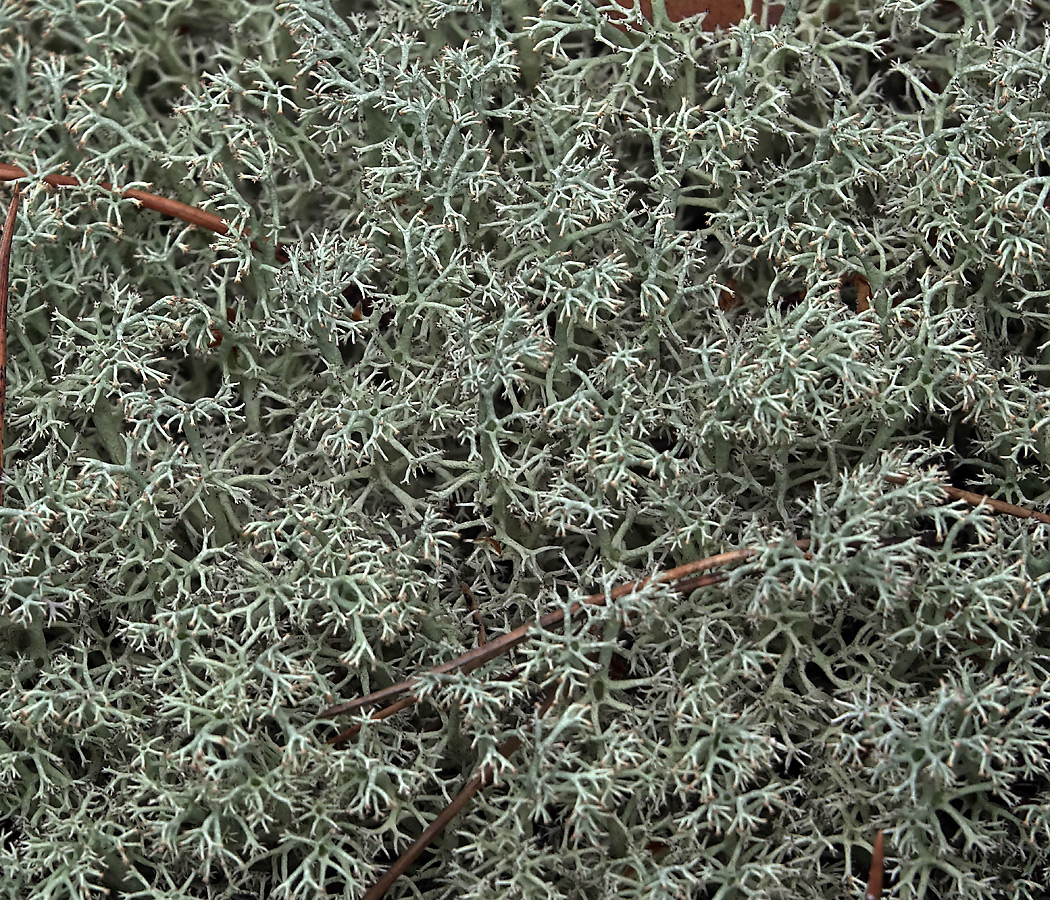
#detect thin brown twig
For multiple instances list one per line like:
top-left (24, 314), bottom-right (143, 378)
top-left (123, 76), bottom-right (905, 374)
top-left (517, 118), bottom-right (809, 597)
top-left (460, 580), bottom-right (488, 646)
top-left (327, 570), bottom-right (729, 748)
top-left (0, 163), bottom-right (288, 262)
top-left (865, 830), bottom-right (884, 900)
top-left (0, 183), bottom-right (21, 506)
top-left (360, 686), bottom-right (560, 900)
top-left (357, 569), bottom-right (736, 900)
top-left (884, 473), bottom-right (1050, 525)
top-left (1, 161), bottom-right (377, 328)
top-left (326, 693), bottom-right (418, 746)
top-left (318, 548), bottom-right (760, 724)
top-left (668, 570), bottom-right (728, 596)
top-left (1, 162), bottom-right (376, 324)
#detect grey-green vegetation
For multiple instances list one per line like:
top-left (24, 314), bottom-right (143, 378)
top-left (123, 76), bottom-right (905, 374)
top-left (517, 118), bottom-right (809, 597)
top-left (1, 0), bottom-right (1050, 897)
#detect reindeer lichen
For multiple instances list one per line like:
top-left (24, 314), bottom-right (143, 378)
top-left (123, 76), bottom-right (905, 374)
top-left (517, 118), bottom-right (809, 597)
top-left (1, 1), bottom-right (1050, 898)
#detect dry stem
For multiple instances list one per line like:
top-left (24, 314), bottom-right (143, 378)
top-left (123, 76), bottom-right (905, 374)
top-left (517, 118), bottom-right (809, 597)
top-left (0, 183), bottom-right (21, 505)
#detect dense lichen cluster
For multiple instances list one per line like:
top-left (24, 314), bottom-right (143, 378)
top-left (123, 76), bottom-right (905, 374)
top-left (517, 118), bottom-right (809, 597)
top-left (1, 0), bottom-right (1050, 897)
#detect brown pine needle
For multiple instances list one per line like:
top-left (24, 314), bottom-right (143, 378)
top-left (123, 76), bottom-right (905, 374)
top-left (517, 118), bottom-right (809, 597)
top-left (360, 686), bottom-right (560, 900)
top-left (0, 183), bottom-right (20, 506)
top-left (327, 570), bottom-right (728, 747)
top-left (885, 473), bottom-right (1050, 525)
top-left (326, 693), bottom-right (418, 746)
top-left (0, 164), bottom-right (288, 262)
top-left (318, 549), bottom-right (757, 723)
top-left (461, 580), bottom-right (488, 646)
top-left (865, 830), bottom-right (884, 900)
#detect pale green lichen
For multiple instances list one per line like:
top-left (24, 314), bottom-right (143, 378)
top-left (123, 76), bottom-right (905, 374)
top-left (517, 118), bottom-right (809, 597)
top-left (1, 0), bottom-right (1050, 897)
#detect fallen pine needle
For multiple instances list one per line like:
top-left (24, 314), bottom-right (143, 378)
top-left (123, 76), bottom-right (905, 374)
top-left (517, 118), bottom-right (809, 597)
top-left (0, 183), bottom-right (21, 505)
